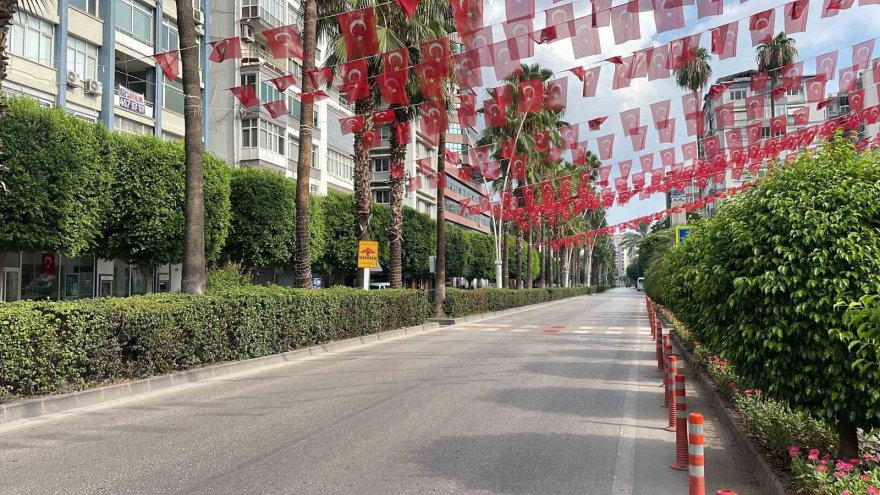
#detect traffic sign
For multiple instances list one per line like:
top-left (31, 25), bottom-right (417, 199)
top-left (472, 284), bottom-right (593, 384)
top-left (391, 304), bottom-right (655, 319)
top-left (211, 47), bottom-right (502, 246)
top-left (675, 226), bottom-right (693, 245)
top-left (357, 240), bottom-right (379, 269)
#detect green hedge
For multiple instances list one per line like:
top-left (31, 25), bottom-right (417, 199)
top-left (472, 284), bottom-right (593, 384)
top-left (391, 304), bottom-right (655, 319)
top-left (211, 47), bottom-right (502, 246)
top-left (0, 286), bottom-right (432, 399)
top-left (442, 287), bottom-right (595, 317)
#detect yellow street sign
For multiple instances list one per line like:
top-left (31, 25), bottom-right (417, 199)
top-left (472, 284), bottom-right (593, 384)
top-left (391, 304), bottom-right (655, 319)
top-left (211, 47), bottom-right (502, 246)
top-left (357, 240), bottom-right (379, 269)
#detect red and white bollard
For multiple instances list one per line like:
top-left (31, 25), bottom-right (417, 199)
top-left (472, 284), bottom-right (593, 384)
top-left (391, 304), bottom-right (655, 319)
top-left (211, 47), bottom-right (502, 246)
top-left (688, 413), bottom-right (705, 495)
top-left (716, 491), bottom-right (739, 495)
top-left (656, 326), bottom-right (665, 371)
top-left (666, 356), bottom-right (677, 430)
top-left (671, 374), bottom-right (688, 470)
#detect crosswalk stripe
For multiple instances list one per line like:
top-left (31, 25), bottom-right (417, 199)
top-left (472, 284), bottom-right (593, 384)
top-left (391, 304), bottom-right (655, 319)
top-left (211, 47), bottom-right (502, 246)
top-left (572, 330), bottom-right (591, 334)
top-left (605, 331), bottom-right (623, 335)
top-left (579, 326), bottom-right (596, 330)
top-left (609, 327), bottom-right (625, 330)
top-left (511, 328), bottom-right (531, 333)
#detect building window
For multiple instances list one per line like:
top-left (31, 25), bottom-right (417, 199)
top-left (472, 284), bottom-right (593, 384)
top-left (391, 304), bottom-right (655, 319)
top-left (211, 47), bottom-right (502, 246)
top-left (380, 126), bottom-right (392, 140)
top-left (787, 84), bottom-right (803, 96)
top-left (164, 78), bottom-right (184, 113)
top-left (259, 81), bottom-right (283, 105)
top-left (71, 0), bottom-right (98, 16)
top-left (241, 0), bottom-right (284, 27)
top-left (116, 0), bottom-right (154, 44)
top-left (328, 148), bottom-right (354, 179)
top-left (761, 126), bottom-right (771, 139)
top-left (729, 89), bottom-right (746, 100)
top-left (372, 157), bottom-right (391, 172)
top-left (10, 11), bottom-right (54, 67)
top-left (161, 21), bottom-right (178, 51)
top-left (259, 119), bottom-right (285, 154)
top-left (447, 122), bottom-right (462, 134)
top-left (67, 36), bottom-right (98, 80)
top-left (446, 142), bottom-right (466, 154)
top-left (241, 118), bottom-right (258, 148)
top-left (374, 189), bottom-right (391, 204)
top-left (114, 115), bottom-right (153, 135)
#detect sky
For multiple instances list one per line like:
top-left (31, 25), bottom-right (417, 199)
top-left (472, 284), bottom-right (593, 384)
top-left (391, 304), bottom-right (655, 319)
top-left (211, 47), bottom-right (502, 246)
top-left (471, 0), bottom-right (880, 225)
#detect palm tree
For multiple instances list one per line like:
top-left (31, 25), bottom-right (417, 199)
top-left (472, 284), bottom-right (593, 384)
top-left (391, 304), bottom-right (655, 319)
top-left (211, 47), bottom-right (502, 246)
top-left (175, 0), bottom-right (207, 294)
top-left (673, 47), bottom-right (713, 94)
top-left (619, 222), bottom-right (651, 256)
top-left (434, 79), bottom-right (456, 314)
top-left (756, 32), bottom-right (798, 121)
top-left (294, 0), bottom-right (318, 288)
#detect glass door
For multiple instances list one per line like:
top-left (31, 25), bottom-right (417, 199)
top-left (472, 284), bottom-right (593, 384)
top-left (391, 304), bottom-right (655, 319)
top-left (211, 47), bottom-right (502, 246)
top-left (2, 268), bottom-right (21, 302)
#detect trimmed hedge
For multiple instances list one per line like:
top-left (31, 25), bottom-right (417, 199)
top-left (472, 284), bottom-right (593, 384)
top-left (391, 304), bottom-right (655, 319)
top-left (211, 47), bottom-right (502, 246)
top-left (0, 286), bottom-right (432, 399)
top-left (442, 287), bottom-right (595, 317)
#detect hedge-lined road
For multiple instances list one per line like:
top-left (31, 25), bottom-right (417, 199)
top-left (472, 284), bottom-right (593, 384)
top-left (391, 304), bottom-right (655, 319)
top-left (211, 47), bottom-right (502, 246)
top-left (0, 289), bottom-right (760, 494)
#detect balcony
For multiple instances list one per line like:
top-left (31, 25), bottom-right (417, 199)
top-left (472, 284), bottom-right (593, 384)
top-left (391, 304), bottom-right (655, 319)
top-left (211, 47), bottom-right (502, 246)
top-left (240, 46), bottom-right (287, 75)
top-left (240, 2), bottom-right (283, 31)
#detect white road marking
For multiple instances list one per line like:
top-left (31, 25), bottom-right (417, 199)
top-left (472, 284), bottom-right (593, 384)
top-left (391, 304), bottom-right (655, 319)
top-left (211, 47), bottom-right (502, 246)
top-left (520, 325), bottom-right (539, 328)
top-left (638, 331), bottom-right (652, 336)
top-left (511, 328), bottom-right (531, 333)
top-left (638, 326), bottom-right (651, 330)
top-left (572, 330), bottom-right (592, 334)
top-left (609, 326), bottom-right (625, 330)
top-left (579, 326), bottom-right (596, 330)
top-left (610, 330), bottom-right (641, 494)
top-left (478, 327), bottom-right (501, 332)
top-left (605, 331), bottom-right (623, 335)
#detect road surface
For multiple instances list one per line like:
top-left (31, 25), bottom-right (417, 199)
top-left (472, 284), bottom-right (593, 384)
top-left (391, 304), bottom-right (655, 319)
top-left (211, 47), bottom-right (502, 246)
top-left (0, 288), bottom-right (761, 494)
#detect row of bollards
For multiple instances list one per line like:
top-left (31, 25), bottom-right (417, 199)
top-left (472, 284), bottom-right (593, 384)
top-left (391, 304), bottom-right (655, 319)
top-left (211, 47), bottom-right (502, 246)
top-left (646, 297), bottom-right (737, 495)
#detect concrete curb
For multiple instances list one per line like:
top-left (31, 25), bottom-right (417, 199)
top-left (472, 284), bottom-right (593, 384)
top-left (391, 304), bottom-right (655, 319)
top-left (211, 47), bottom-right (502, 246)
top-left (670, 330), bottom-right (792, 495)
top-left (0, 321), bottom-right (440, 426)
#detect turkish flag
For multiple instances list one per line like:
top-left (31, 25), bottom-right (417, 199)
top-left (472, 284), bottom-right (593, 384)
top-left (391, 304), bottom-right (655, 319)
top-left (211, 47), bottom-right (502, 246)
top-left (511, 155), bottom-right (527, 180)
top-left (840, 65), bottom-right (860, 92)
top-left (849, 88), bottom-right (866, 112)
top-left (571, 16), bottom-right (602, 59)
top-left (816, 51), bottom-right (838, 81)
top-left (574, 66), bottom-right (600, 97)
top-left (407, 177), bottom-right (422, 192)
top-left (208, 37), bottom-right (241, 63)
top-left (545, 3), bottom-right (575, 40)
top-left (681, 92), bottom-right (702, 121)
top-left (463, 26), bottom-right (493, 66)
top-left (653, 0), bottom-right (685, 33)
top-left (340, 116), bottom-right (365, 135)
top-left (483, 98), bottom-right (506, 128)
top-left (725, 129), bottom-right (743, 149)
top-left (373, 109), bottom-right (396, 125)
top-left (518, 79), bottom-right (544, 113)
top-left (749, 9), bottom-right (775, 47)
top-left (452, 51), bottom-right (481, 90)
top-left (708, 81), bottom-right (733, 100)
top-left (746, 94), bottom-right (764, 120)
top-left (263, 99), bottom-right (287, 119)
top-left (610, 2), bottom-right (640, 45)
top-left (597, 134), bottom-right (614, 160)
top-left (263, 24), bottom-right (305, 60)
top-left (545, 78), bottom-right (567, 111)
top-left (534, 131), bottom-right (550, 152)
top-left (230, 85), bottom-right (259, 108)
top-left (618, 160), bottom-right (632, 178)
top-left (415, 62), bottom-right (444, 99)
top-left (363, 130), bottom-right (381, 151)
top-left (658, 119), bottom-right (676, 144)
top-left (560, 124), bottom-right (579, 150)
top-left (499, 139), bottom-right (515, 160)
top-left (627, 50), bottom-right (649, 80)
top-left (853, 40), bottom-right (875, 68)
top-left (396, 121), bottom-right (410, 144)
top-left (711, 21), bottom-right (738, 60)
top-left (632, 172), bottom-right (646, 189)
top-left (451, 0), bottom-right (483, 35)
top-left (785, 0), bottom-right (809, 33)
top-left (490, 41), bottom-right (521, 81)
top-left (459, 166), bottom-right (474, 182)
top-left (771, 115), bottom-right (787, 135)
top-left (597, 166), bottom-right (612, 184)
top-left (781, 62), bottom-right (804, 88)
top-left (154, 50), bottom-right (179, 81)
top-left (668, 34), bottom-right (701, 70)
top-left (492, 85), bottom-right (513, 110)
top-left (505, 0), bottom-right (534, 22)
top-left (300, 90), bottom-right (329, 104)
top-left (306, 67), bottom-right (333, 89)
top-left (648, 45), bottom-right (670, 81)
top-left (716, 102), bottom-right (735, 128)
top-left (338, 9), bottom-right (379, 59)
top-left (746, 123), bottom-right (762, 144)
top-left (383, 48), bottom-right (410, 73)
top-left (394, 0), bottom-right (421, 18)
top-left (377, 69), bottom-right (409, 105)
top-left (620, 108), bottom-right (641, 136)
top-left (792, 107), bottom-right (810, 125)
top-left (340, 59), bottom-right (369, 101)
top-left (546, 147), bottom-right (563, 162)
top-left (629, 126), bottom-right (648, 152)
top-left (822, 0), bottom-right (855, 18)
top-left (682, 142), bottom-right (698, 161)
top-left (697, 0), bottom-right (723, 18)
top-left (704, 135), bottom-right (721, 159)
top-left (504, 19), bottom-right (534, 60)
top-left (640, 154), bottom-right (654, 173)
top-left (612, 57), bottom-right (633, 90)
top-left (470, 145), bottom-right (491, 166)
top-left (458, 93), bottom-right (476, 128)
top-left (588, 116), bottom-right (607, 131)
top-left (650, 169), bottom-right (664, 187)
top-left (268, 74), bottom-right (296, 93)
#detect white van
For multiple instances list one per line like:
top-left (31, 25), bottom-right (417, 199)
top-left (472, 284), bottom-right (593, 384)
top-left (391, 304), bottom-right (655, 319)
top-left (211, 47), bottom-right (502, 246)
top-left (369, 282), bottom-right (390, 290)
top-left (636, 277), bottom-right (645, 291)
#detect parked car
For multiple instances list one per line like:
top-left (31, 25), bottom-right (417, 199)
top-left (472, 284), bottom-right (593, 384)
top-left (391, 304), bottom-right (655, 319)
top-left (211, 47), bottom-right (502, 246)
top-left (369, 282), bottom-right (390, 290)
top-left (636, 277), bottom-right (645, 291)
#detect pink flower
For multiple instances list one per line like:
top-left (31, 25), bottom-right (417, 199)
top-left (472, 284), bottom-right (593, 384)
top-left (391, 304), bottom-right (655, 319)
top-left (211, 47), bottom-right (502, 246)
top-left (808, 449), bottom-right (820, 460)
top-left (820, 458), bottom-right (829, 466)
top-left (789, 446), bottom-right (801, 458)
top-left (816, 465), bottom-right (828, 472)
top-left (866, 487), bottom-right (879, 495)
top-left (861, 475), bottom-right (871, 482)
top-left (833, 471), bottom-right (846, 478)
top-left (848, 458), bottom-right (860, 466)
top-left (835, 460), bottom-right (854, 473)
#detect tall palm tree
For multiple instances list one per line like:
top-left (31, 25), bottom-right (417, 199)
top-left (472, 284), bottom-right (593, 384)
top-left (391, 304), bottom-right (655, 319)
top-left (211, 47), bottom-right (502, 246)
top-left (674, 47), bottom-right (713, 94)
top-left (619, 222), bottom-right (651, 256)
top-left (434, 79), bottom-right (455, 314)
top-left (294, 0), bottom-right (318, 288)
top-left (756, 32), bottom-right (798, 121)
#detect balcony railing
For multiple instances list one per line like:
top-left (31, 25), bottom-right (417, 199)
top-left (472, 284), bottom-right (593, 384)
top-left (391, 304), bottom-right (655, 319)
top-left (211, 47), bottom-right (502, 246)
top-left (241, 46), bottom-right (286, 74)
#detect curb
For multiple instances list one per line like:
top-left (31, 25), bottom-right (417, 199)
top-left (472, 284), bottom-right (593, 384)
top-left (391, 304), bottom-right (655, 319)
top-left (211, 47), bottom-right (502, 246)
top-left (0, 321), bottom-right (440, 426)
top-left (670, 330), bottom-right (791, 495)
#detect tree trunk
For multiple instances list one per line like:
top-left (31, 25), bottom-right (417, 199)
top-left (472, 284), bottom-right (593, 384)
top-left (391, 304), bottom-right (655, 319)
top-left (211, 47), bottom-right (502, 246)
top-left (538, 224), bottom-right (546, 288)
top-left (585, 244), bottom-right (594, 287)
top-left (434, 132), bottom-right (446, 316)
top-left (501, 222), bottom-right (509, 289)
top-left (294, 0), bottom-right (317, 288)
top-left (387, 109), bottom-right (407, 289)
top-left (353, 97), bottom-right (374, 289)
top-left (514, 226), bottom-right (522, 289)
top-left (525, 228), bottom-right (532, 289)
top-left (176, 0), bottom-right (206, 295)
top-left (0, 0), bottom-right (13, 87)
top-left (837, 420), bottom-right (859, 460)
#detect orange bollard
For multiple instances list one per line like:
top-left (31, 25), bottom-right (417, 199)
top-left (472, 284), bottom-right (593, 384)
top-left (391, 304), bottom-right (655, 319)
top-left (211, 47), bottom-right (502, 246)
top-left (671, 375), bottom-right (688, 470)
top-left (666, 356), bottom-right (677, 430)
top-left (656, 326), bottom-right (665, 371)
top-left (688, 413), bottom-right (705, 495)
top-left (662, 342), bottom-right (672, 407)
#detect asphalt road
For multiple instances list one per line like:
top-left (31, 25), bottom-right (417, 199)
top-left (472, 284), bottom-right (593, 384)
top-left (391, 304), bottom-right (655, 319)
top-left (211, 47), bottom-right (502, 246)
top-left (0, 288), bottom-right (761, 494)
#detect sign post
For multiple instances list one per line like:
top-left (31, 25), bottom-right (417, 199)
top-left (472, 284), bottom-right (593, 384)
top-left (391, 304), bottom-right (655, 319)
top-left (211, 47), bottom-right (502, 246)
top-left (357, 240), bottom-right (379, 290)
top-left (675, 225), bottom-right (693, 245)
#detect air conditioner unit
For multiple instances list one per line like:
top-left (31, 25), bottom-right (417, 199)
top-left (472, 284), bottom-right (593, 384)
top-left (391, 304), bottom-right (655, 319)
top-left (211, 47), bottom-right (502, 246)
top-left (66, 71), bottom-right (82, 88)
top-left (84, 79), bottom-right (103, 95)
top-left (193, 8), bottom-right (204, 25)
top-left (241, 24), bottom-right (255, 43)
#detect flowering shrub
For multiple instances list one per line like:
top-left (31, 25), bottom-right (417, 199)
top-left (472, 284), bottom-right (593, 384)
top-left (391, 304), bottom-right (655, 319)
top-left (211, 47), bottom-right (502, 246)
top-left (791, 448), bottom-right (880, 495)
top-left (737, 393), bottom-right (836, 457)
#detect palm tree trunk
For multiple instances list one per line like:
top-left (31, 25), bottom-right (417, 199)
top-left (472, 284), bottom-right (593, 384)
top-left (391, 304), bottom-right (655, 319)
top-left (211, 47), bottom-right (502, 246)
top-left (501, 222), bottom-right (509, 289)
top-left (538, 223), bottom-right (546, 288)
top-left (294, 0), bottom-right (317, 288)
top-left (388, 110), bottom-right (407, 289)
top-left (525, 228), bottom-right (532, 289)
top-left (176, 0), bottom-right (206, 294)
top-left (585, 243), bottom-right (594, 287)
top-left (0, 0), bottom-right (14, 88)
top-left (353, 97), bottom-right (374, 289)
top-left (514, 226), bottom-right (522, 289)
top-left (434, 131), bottom-right (446, 316)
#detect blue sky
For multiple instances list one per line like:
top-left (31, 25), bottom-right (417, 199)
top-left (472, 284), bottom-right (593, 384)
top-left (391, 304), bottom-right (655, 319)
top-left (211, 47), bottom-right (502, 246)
top-left (474, 0), bottom-right (880, 225)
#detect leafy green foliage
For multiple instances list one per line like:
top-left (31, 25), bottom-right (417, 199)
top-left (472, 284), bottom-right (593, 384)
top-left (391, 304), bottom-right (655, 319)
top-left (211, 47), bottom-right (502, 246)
top-left (0, 97), bottom-right (113, 256)
top-left (465, 230), bottom-right (496, 280)
top-left (653, 138), bottom-right (880, 432)
top-left (0, 286), bottom-right (432, 398)
top-left (445, 225), bottom-right (473, 278)
top-left (443, 287), bottom-right (595, 317)
top-left (402, 207), bottom-right (436, 277)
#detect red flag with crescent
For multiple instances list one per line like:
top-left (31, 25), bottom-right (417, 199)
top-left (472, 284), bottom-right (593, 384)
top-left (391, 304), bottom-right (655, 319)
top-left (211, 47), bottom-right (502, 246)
top-left (338, 8), bottom-right (379, 60)
top-left (208, 37), bottom-right (241, 63)
top-left (263, 24), bottom-right (304, 60)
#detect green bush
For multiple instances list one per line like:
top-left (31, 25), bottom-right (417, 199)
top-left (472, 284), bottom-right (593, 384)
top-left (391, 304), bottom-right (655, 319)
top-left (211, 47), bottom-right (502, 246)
top-left (443, 287), bottom-right (594, 317)
top-left (652, 138), bottom-right (880, 453)
top-left (0, 287), bottom-right (432, 399)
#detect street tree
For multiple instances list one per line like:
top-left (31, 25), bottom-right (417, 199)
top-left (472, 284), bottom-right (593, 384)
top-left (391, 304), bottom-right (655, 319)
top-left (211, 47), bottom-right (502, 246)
top-left (294, 0), bottom-right (318, 288)
top-left (756, 32), bottom-right (798, 120)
